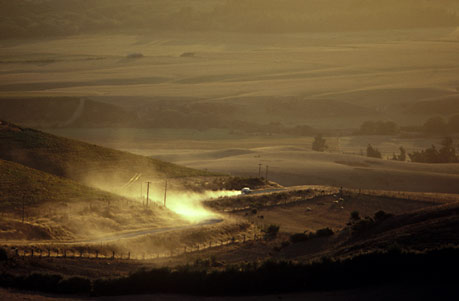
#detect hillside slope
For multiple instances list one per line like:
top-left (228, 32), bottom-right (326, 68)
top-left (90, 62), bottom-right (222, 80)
top-left (0, 159), bottom-right (125, 210)
top-left (0, 159), bottom-right (186, 241)
top-left (337, 201), bottom-right (459, 254)
top-left (0, 121), bottom-right (212, 194)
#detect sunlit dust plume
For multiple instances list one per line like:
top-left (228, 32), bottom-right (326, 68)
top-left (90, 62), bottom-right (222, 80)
top-left (145, 189), bottom-right (240, 223)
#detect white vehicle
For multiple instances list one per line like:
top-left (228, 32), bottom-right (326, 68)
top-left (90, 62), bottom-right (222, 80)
top-left (241, 187), bottom-right (251, 195)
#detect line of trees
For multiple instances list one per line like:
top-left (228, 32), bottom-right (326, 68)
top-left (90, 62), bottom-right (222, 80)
top-left (366, 138), bottom-right (458, 163)
top-left (311, 133), bottom-right (457, 164)
top-left (408, 137), bottom-right (458, 163)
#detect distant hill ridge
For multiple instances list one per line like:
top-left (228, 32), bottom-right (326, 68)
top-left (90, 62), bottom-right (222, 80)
top-left (0, 0), bottom-right (457, 39)
top-left (0, 97), bottom-right (139, 128)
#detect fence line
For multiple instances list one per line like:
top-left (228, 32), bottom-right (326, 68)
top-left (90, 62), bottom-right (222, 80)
top-left (7, 229), bottom-right (264, 262)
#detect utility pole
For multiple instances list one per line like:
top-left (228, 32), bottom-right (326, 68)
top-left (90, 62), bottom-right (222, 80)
top-left (163, 178), bottom-right (168, 207)
top-left (145, 181), bottom-right (151, 208)
top-left (265, 165), bottom-right (269, 184)
top-left (22, 196), bottom-right (25, 223)
top-left (258, 163), bottom-right (262, 178)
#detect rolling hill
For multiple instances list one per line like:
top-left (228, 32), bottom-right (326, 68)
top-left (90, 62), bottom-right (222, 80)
top-left (0, 158), bottom-right (125, 210)
top-left (0, 120), bottom-right (212, 194)
top-left (168, 145), bottom-right (459, 193)
top-left (0, 0), bottom-right (457, 39)
top-left (0, 97), bottom-right (139, 128)
top-left (0, 158), bottom-right (186, 241)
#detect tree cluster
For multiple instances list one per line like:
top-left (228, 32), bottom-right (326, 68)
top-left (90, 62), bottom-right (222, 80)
top-left (366, 144), bottom-right (382, 158)
top-left (408, 137), bottom-right (458, 163)
top-left (312, 134), bottom-right (328, 152)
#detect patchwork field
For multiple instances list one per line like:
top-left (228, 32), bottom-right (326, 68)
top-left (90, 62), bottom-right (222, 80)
top-left (1, 27), bottom-right (459, 129)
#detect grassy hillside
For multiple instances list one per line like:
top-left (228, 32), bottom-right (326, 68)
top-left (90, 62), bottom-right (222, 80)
top-left (0, 158), bottom-right (187, 241)
top-left (0, 121), bottom-right (213, 194)
top-left (0, 159), bottom-right (125, 210)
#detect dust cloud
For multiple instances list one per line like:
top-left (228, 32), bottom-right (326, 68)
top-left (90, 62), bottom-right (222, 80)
top-left (81, 171), bottom-right (240, 223)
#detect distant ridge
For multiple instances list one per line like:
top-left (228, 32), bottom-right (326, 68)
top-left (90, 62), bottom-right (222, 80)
top-left (0, 97), bottom-right (139, 128)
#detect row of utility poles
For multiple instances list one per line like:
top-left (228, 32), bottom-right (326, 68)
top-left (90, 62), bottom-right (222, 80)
top-left (141, 178), bottom-right (168, 208)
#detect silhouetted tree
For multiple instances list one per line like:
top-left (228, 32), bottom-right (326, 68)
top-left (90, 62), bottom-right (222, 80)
top-left (439, 137), bottom-right (457, 163)
top-left (312, 134), bottom-right (328, 152)
top-left (366, 144), bottom-right (382, 158)
top-left (350, 210), bottom-right (361, 221)
top-left (391, 146), bottom-right (406, 161)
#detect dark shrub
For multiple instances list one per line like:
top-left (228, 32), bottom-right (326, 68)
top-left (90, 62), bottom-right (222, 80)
top-left (21, 273), bottom-right (62, 292)
top-left (352, 217), bottom-right (375, 234)
top-left (366, 144), bottom-right (382, 158)
top-left (290, 228), bottom-right (334, 243)
top-left (374, 210), bottom-right (393, 222)
top-left (0, 248), bottom-right (7, 261)
top-left (264, 224), bottom-right (280, 239)
top-left (290, 233), bottom-right (309, 243)
top-left (58, 277), bottom-right (91, 294)
top-left (315, 227), bottom-right (334, 238)
top-left (350, 210), bottom-right (361, 221)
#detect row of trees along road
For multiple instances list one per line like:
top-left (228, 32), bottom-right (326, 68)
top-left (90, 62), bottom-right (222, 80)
top-left (311, 135), bottom-right (458, 163)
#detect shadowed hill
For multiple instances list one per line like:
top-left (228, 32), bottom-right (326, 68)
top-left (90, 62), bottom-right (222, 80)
top-left (0, 158), bottom-right (126, 211)
top-left (0, 121), bottom-right (213, 192)
top-left (339, 201), bottom-right (459, 253)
